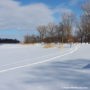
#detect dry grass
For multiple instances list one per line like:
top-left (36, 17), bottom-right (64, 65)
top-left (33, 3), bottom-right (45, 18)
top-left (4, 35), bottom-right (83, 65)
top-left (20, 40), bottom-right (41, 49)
top-left (21, 43), bottom-right (35, 45)
top-left (58, 44), bottom-right (64, 48)
top-left (43, 43), bottom-right (55, 48)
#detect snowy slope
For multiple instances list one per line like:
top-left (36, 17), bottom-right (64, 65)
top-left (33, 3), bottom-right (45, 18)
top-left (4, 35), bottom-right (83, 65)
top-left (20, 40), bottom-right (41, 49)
top-left (0, 44), bottom-right (90, 90)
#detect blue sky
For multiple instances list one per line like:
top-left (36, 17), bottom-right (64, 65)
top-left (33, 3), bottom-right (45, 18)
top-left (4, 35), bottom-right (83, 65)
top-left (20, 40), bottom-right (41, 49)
top-left (15, 0), bottom-right (61, 7)
top-left (0, 0), bottom-right (85, 41)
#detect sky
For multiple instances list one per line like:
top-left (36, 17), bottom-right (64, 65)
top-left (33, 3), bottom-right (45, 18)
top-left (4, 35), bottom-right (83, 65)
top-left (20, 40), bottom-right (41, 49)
top-left (0, 0), bottom-right (85, 41)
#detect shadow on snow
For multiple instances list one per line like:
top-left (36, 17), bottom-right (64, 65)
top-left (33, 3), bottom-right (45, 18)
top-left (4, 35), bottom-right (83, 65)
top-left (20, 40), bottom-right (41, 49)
top-left (22, 59), bottom-right (90, 89)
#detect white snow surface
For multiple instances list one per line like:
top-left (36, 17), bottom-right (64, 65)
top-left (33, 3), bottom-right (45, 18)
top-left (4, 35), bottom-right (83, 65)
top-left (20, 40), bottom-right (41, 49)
top-left (0, 43), bottom-right (90, 90)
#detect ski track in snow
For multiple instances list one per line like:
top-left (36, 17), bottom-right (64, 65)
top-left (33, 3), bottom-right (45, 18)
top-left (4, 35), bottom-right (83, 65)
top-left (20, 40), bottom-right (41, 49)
top-left (0, 44), bottom-right (80, 73)
top-left (0, 45), bottom-right (75, 67)
top-left (0, 44), bottom-right (76, 68)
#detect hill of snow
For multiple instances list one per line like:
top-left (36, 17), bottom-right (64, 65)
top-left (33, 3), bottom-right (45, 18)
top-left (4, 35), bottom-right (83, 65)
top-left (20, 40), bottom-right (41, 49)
top-left (0, 43), bottom-right (90, 90)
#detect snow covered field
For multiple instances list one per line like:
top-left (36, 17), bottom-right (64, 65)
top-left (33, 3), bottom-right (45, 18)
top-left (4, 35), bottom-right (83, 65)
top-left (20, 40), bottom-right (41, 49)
top-left (0, 43), bottom-right (90, 90)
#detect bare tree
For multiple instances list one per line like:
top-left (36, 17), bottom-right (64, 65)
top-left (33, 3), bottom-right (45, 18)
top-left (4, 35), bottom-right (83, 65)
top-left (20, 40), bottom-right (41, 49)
top-left (76, 23), bottom-right (84, 43)
top-left (56, 23), bottom-right (64, 43)
top-left (47, 23), bottom-right (56, 37)
top-left (81, 1), bottom-right (90, 43)
top-left (46, 23), bottom-right (57, 42)
top-left (61, 12), bottom-right (74, 43)
top-left (37, 25), bottom-right (47, 42)
top-left (24, 34), bottom-right (38, 43)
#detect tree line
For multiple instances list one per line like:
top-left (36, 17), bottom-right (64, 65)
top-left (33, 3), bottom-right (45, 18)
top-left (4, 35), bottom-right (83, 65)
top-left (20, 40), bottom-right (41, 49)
top-left (24, 1), bottom-right (90, 44)
top-left (0, 38), bottom-right (20, 43)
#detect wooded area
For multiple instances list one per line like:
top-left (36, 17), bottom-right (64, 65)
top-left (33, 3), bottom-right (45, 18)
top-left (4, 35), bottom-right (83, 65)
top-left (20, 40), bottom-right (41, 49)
top-left (23, 1), bottom-right (90, 44)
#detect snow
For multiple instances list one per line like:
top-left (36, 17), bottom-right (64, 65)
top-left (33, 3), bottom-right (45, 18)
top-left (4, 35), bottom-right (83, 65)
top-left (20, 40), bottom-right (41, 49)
top-left (0, 43), bottom-right (90, 90)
